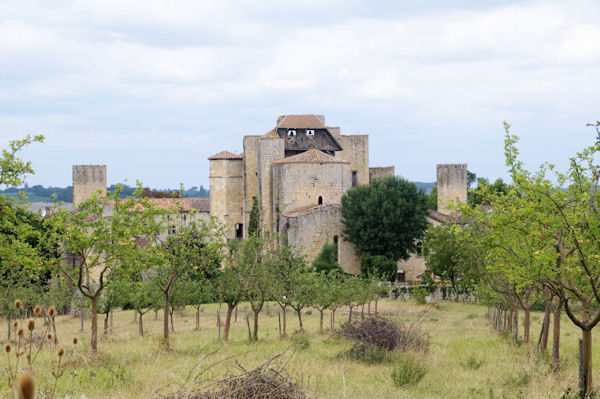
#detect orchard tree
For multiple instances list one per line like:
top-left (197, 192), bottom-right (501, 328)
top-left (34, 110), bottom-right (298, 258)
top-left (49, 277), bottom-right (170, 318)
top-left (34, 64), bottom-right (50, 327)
top-left (341, 176), bottom-right (428, 261)
top-left (50, 186), bottom-right (161, 352)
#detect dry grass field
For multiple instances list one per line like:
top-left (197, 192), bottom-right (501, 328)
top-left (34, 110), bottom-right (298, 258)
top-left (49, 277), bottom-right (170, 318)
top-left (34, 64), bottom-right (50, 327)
top-left (0, 299), bottom-right (594, 398)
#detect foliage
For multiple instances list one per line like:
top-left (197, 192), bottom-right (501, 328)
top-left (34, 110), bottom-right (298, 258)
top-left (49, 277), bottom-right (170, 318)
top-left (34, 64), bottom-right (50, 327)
top-left (341, 176), bottom-right (429, 261)
top-left (412, 287), bottom-right (428, 304)
top-left (391, 357), bottom-right (427, 387)
top-left (426, 185), bottom-right (437, 211)
top-left (248, 196), bottom-right (261, 237)
top-left (0, 135), bottom-right (44, 188)
top-left (467, 177), bottom-right (511, 207)
top-left (312, 243), bottom-right (342, 274)
top-left (360, 253), bottom-right (396, 281)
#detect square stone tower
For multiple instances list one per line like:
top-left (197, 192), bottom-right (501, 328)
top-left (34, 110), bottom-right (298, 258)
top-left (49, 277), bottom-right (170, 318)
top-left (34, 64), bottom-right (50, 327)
top-left (436, 164), bottom-right (467, 214)
top-left (72, 165), bottom-right (107, 209)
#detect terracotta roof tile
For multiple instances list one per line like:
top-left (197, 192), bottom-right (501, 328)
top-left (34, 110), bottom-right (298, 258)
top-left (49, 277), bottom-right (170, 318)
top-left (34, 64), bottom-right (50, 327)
top-left (276, 114), bottom-right (325, 129)
top-left (148, 198), bottom-right (210, 212)
top-left (208, 150), bottom-right (243, 160)
top-left (273, 149), bottom-right (349, 164)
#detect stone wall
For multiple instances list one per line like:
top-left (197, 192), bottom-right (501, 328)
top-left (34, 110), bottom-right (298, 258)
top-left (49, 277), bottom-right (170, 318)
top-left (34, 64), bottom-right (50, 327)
top-left (336, 135), bottom-right (369, 186)
top-left (283, 204), bottom-right (360, 274)
top-left (369, 166), bottom-right (395, 182)
top-left (257, 137), bottom-right (285, 234)
top-left (273, 161), bottom-right (350, 217)
top-left (72, 165), bottom-right (107, 209)
top-left (209, 159), bottom-right (244, 240)
top-left (437, 164), bottom-right (467, 214)
top-left (242, 136), bottom-right (260, 237)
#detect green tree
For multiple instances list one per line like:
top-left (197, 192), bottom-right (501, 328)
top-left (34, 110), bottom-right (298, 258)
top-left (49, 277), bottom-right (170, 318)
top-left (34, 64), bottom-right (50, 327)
top-left (248, 196), bottom-right (261, 237)
top-left (341, 176), bottom-right (429, 261)
top-left (426, 185), bottom-right (437, 210)
top-left (49, 186), bottom-right (161, 352)
top-left (0, 135), bottom-right (44, 188)
top-left (360, 253), bottom-right (396, 281)
top-left (312, 243), bottom-right (342, 273)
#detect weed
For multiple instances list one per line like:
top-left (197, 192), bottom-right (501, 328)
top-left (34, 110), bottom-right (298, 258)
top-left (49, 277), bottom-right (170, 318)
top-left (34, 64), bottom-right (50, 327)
top-left (462, 355), bottom-right (484, 370)
top-left (291, 335), bottom-right (310, 351)
top-left (503, 371), bottom-right (531, 388)
top-left (466, 313), bottom-right (477, 319)
top-left (391, 357), bottom-right (427, 387)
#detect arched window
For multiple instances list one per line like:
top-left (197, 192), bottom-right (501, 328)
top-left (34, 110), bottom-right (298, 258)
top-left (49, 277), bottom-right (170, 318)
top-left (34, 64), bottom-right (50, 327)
top-left (287, 129), bottom-right (296, 136)
top-left (318, 196), bottom-right (323, 205)
top-left (306, 129), bottom-right (315, 136)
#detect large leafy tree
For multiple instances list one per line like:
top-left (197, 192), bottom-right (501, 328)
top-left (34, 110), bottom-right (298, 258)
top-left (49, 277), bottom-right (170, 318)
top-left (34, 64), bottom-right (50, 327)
top-left (341, 176), bottom-right (428, 261)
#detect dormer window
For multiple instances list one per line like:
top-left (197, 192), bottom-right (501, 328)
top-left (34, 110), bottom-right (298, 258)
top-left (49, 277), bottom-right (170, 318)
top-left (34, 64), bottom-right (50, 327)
top-left (306, 129), bottom-right (315, 136)
top-left (287, 129), bottom-right (296, 136)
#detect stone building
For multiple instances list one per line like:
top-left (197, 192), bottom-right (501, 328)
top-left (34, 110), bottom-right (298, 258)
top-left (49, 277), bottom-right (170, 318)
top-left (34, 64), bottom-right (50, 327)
top-left (209, 114), bottom-right (394, 274)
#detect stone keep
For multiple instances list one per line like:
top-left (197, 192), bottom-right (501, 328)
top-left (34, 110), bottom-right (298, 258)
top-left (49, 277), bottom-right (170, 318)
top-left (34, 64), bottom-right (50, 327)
top-left (72, 165), bottom-right (107, 209)
top-left (208, 114), bottom-right (395, 274)
top-left (436, 164), bottom-right (467, 214)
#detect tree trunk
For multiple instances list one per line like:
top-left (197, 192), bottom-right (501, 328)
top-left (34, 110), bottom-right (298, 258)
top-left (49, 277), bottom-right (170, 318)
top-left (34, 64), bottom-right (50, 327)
top-left (368, 302), bottom-right (371, 316)
top-left (104, 313), bottom-right (109, 335)
top-left (134, 310), bottom-right (137, 323)
top-left (331, 309), bottom-right (336, 329)
top-left (223, 304), bottom-right (233, 342)
top-left (90, 297), bottom-right (98, 353)
top-left (253, 310), bottom-right (259, 340)
top-left (524, 308), bottom-right (530, 343)
top-left (52, 317), bottom-right (58, 345)
top-left (513, 308), bottom-right (518, 341)
top-left (170, 309), bottom-right (174, 333)
top-left (282, 306), bottom-right (287, 336)
top-left (552, 305), bottom-right (560, 371)
top-left (348, 306), bottom-right (353, 323)
top-left (297, 310), bottom-right (303, 332)
top-left (361, 304), bottom-right (364, 320)
top-left (234, 306), bottom-right (238, 323)
top-left (195, 307), bottom-right (200, 330)
top-left (80, 309), bottom-right (84, 332)
top-left (7, 314), bottom-right (11, 340)
top-left (541, 302), bottom-right (551, 353)
top-left (582, 329), bottom-right (593, 396)
top-left (163, 296), bottom-right (169, 345)
top-left (138, 311), bottom-right (144, 336)
top-left (319, 310), bottom-right (324, 332)
top-left (110, 311), bottom-right (113, 328)
top-left (374, 300), bottom-right (378, 316)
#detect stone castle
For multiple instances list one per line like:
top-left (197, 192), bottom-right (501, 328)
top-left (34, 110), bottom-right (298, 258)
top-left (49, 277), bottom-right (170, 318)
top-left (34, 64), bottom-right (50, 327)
top-left (72, 114), bottom-right (467, 280)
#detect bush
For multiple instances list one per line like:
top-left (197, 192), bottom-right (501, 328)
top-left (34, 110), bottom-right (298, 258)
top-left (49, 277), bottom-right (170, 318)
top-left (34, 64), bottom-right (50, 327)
top-left (391, 357), bottom-right (427, 387)
top-left (360, 254), bottom-right (397, 281)
top-left (312, 243), bottom-right (342, 274)
top-left (338, 316), bottom-right (430, 361)
top-left (412, 287), bottom-right (428, 304)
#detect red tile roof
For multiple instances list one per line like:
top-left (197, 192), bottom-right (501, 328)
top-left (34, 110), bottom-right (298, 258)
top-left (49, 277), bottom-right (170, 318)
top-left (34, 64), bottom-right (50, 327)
top-left (276, 114), bottom-right (325, 129)
top-left (273, 149), bottom-right (349, 164)
top-left (208, 150), bottom-right (243, 160)
top-left (148, 198), bottom-right (210, 212)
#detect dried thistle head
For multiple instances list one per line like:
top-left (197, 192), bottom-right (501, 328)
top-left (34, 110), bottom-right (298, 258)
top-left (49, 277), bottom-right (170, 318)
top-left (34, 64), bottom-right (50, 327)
top-left (57, 348), bottom-right (65, 357)
top-left (26, 319), bottom-right (35, 332)
top-left (47, 333), bottom-right (53, 340)
top-left (17, 328), bottom-right (24, 337)
top-left (33, 306), bottom-right (41, 316)
top-left (5, 343), bottom-right (11, 353)
top-left (48, 306), bottom-right (56, 317)
top-left (13, 321), bottom-right (18, 328)
top-left (72, 337), bottom-right (78, 345)
top-left (14, 299), bottom-right (22, 310)
top-left (17, 372), bottom-right (35, 399)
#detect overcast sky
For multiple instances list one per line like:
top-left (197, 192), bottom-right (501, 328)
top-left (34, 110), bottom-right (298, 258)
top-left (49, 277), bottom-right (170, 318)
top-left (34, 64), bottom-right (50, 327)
top-left (1, 0), bottom-right (598, 189)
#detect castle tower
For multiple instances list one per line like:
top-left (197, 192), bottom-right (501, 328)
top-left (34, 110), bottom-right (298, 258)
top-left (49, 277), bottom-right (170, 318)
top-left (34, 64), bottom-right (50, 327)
top-left (436, 164), bottom-right (467, 214)
top-left (72, 165), bottom-right (107, 209)
top-left (208, 151), bottom-right (244, 240)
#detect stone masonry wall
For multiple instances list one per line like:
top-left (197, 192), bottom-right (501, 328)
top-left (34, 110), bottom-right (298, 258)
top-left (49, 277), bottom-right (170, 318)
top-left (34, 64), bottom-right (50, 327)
top-left (284, 204), bottom-right (360, 274)
top-left (72, 165), bottom-right (107, 209)
top-left (209, 159), bottom-right (244, 240)
top-left (242, 136), bottom-right (260, 237)
top-left (437, 164), bottom-right (467, 214)
top-left (369, 166), bottom-right (395, 182)
top-left (336, 135), bottom-right (369, 186)
top-left (257, 137), bottom-right (285, 235)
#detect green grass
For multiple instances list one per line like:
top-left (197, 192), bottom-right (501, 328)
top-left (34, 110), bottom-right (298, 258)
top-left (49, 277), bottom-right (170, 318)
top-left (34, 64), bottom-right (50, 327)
top-left (0, 300), bottom-right (593, 398)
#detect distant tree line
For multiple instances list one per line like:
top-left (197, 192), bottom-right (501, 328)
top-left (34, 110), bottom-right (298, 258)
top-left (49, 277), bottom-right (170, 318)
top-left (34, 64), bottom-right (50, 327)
top-left (0, 184), bottom-right (210, 202)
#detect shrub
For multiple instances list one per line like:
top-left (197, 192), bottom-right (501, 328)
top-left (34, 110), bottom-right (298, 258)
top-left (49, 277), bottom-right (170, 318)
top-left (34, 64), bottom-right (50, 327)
top-left (411, 287), bottom-right (428, 304)
top-left (462, 355), bottom-right (484, 370)
top-left (360, 254), bottom-right (397, 281)
top-left (292, 335), bottom-right (310, 351)
top-left (338, 316), bottom-right (430, 361)
top-left (391, 357), bottom-right (427, 387)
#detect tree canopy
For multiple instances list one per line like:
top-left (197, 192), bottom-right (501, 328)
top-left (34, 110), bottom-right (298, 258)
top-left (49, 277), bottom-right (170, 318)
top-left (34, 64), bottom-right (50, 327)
top-left (341, 176), bottom-right (429, 261)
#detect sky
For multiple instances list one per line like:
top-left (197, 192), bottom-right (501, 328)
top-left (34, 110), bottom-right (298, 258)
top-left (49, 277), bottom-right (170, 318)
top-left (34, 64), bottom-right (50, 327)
top-left (0, 0), bottom-right (599, 189)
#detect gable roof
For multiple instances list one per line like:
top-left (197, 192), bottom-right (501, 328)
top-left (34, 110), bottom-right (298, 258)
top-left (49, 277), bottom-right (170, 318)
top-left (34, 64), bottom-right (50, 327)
top-left (273, 149), bottom-right (349, 164)
top-left (276, 114), bottom-right (326, 129)
top-left (208, 150), bottom-right (243, 160)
